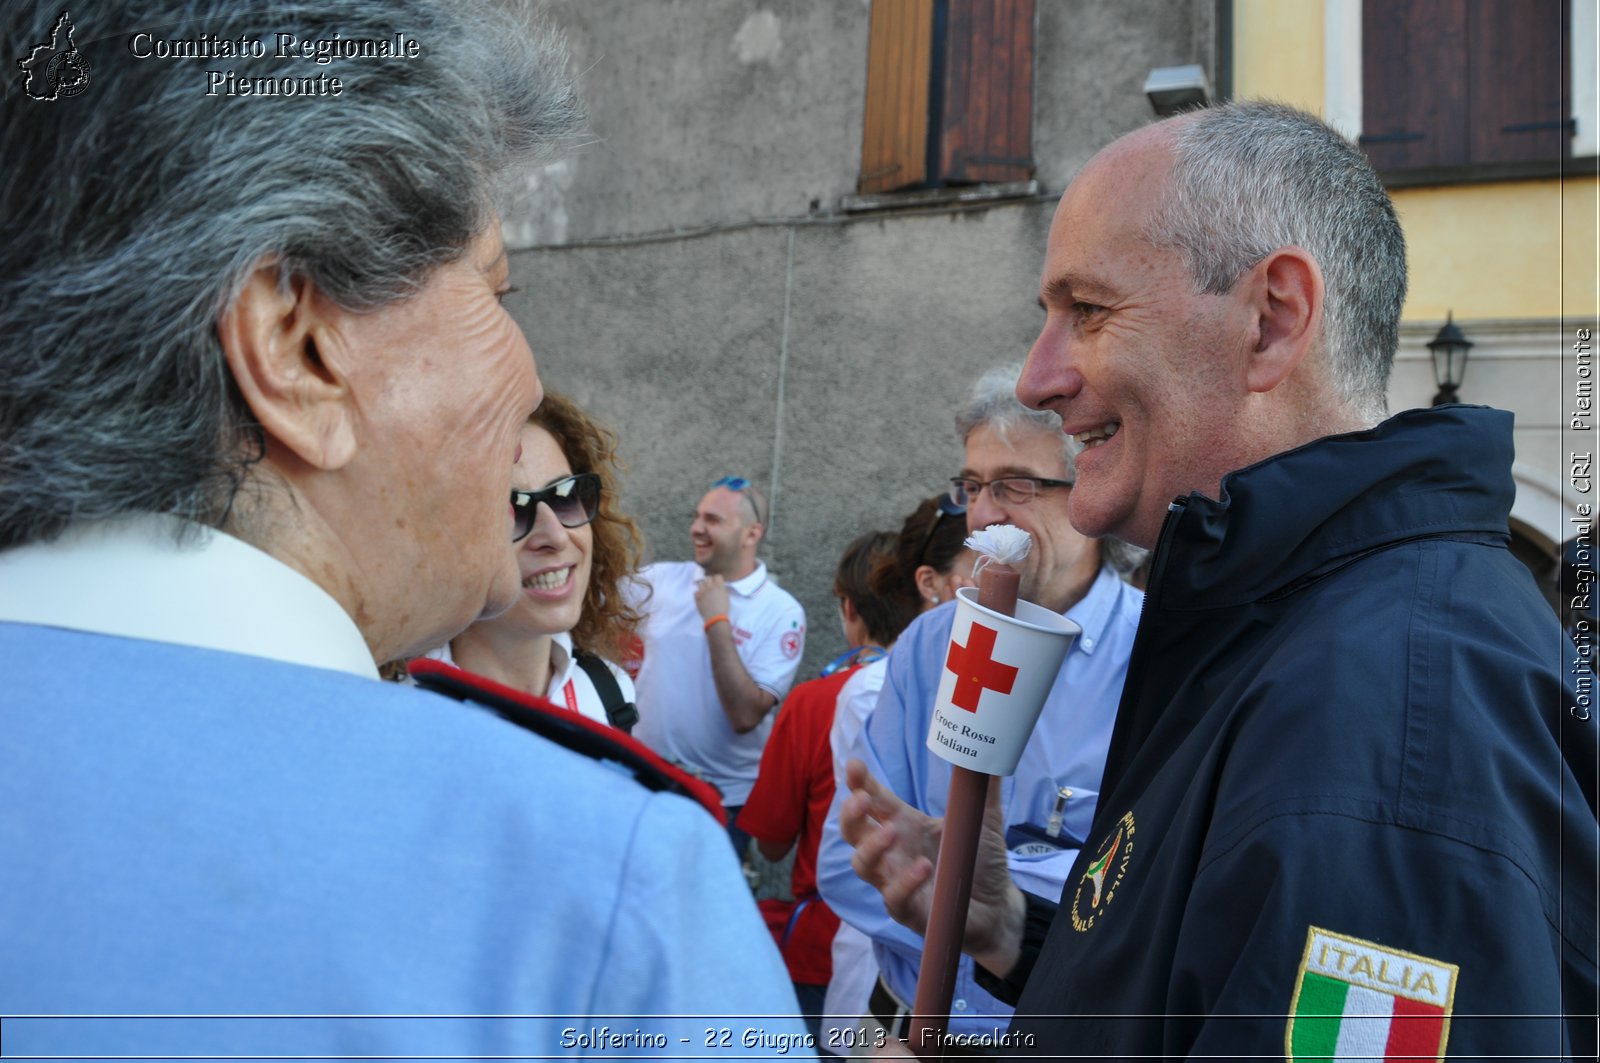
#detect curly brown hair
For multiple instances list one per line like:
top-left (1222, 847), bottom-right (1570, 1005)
top-left (528, 393), bottom-right (648, 663)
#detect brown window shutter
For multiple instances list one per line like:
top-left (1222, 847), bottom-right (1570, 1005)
top-left (1360, 0), bottom-right (1470, 171)
top-left (1361, 0), bottom-right (1571, 174)
top-left (859, 0), bottom-right (935, 195)
top-left (1468, 0), bottom-right (1570, 165)
top-left (937, 0), bottom-right (1035, 185)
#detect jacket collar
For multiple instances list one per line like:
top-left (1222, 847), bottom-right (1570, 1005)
top-left (1150, 405), bottom-right (1515, 611)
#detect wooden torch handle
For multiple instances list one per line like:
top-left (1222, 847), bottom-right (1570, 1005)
top-left (909, 564), bottom-right (1020, 1060)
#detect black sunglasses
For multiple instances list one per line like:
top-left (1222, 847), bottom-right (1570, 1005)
top-left (914, 494), bottom-right (967, 566)
top-left (511, 472), bottom-right (601, 542)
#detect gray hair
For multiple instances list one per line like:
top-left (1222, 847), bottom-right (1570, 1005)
top-left (0, 0), bottom-right (583, 549)
top-left (955, 364), bottom-right (1146, 578)
top-left (1147, 101), bottom-right (1407, 421)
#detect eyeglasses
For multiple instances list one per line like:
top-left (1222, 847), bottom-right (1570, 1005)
top-left (511, 472), bottom-right (601, 542)
top-left (948, 475), bottom-right (1073, 508)
top-left (914, 495), bottom-right (967, 566)
top-left (712, 475), bottom-right (764, 525)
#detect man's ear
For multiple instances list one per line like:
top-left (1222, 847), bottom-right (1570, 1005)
top-left (218, 261), bottom-right (358, 471)
top-left (1244, 246), bottom-right (1324, 394)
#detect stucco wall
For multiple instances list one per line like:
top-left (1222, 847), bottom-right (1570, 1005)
top-left (509, 204), bottom-right (1054, 676)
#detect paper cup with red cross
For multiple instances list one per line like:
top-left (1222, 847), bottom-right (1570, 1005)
top-left (927, 585), bottom-right (1080, 776)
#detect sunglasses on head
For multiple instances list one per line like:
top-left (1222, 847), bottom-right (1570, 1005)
top-left (511, 472), bottom-right (601, 542)
top-left (712, 475), bottom-right (764, 525)
top-left (915, 494), bottom-right (967, 565)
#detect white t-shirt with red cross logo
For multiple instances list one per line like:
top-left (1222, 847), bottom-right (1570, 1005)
top-left (630, 560), bottom-right (806, 806)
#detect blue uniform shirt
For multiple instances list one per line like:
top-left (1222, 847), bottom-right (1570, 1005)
top-left (817, 565), bottom-right (1141, 1039)
top-left (0, 518), bottom-right (806, 1059)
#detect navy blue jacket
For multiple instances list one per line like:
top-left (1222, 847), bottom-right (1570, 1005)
top-left (988, 407), bottom-right (1597, 1058)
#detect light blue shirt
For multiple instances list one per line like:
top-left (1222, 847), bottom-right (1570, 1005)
top-left (0, 518), bottom-right (805, 1058)
top-left (817, 565), bottom-right (1141, 1039)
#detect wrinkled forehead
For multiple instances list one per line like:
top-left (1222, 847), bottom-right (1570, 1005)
top-left (962, 423), bottom-right (1071, 480)
top-left (1051, 124), bottom-right (1179, 237)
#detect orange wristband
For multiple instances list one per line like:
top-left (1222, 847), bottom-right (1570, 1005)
top-left (703, 613), bottom-right (730, 633)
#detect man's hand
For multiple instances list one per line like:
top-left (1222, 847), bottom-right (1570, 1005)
top-left (694, 574), bottom-right (774, 733)
top-left (694, 574), bottom-right (731, 621)
top-left (838, 758), bottom-right (1026, 977)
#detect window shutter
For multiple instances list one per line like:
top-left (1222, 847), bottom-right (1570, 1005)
top-left (937, 0), bottom-right (1035, 185)
top-left (859, 0), bottom-right (935, 195)
top-left (1361, 0), bottom-right (1571, 173)
top-left (1469, 0), bottom-right (1570, 165)
top-left (1361, 0), bottom-right (1469, 171)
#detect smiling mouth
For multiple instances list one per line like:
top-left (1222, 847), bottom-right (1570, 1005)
top-left (523, 566), bottom-right (573, 592)
top-left (1074, 423), bottom-right (1121, 449)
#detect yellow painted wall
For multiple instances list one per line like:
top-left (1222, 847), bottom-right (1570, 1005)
top-left (1391, 179), bottom-right (1597, 319)
top-left (1231, 0), bottom-right (1599, 319)
top-left (1233, 0), bottom-right (1324, 112)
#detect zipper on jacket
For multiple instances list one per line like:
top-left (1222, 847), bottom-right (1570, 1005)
top-left (1143, 497), bottom-right (1189, 611)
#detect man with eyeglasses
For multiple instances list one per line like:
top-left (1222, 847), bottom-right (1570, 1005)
top-left (817, 364), bottom-right (1144, 1051)
top-left (633, 476), bottom-right (807, 851)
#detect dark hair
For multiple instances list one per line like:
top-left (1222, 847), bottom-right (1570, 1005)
top-left (529, 393), bottom-right (647, 663)
top-left (868, 496), bottom-right (969, 627)
top-left (833, 531), bottom-right (914, 648)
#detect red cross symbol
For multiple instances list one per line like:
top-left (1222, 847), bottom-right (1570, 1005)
top-left (944, 622), bottom-right (1018, 713)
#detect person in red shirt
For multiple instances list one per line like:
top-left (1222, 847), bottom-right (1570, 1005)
top-left (739, 502), bottom-right (973, 1040)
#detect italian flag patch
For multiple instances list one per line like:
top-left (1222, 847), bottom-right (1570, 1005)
top-left (1286, 927), bottom-right (1458, 1062)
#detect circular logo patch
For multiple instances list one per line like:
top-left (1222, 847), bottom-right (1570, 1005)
top-left (780, 630), bottom-right (802, 660)
top-left (47, 50), bottom-right (92, 98)
top-left (1070, 810), bottom-right (1134, 932)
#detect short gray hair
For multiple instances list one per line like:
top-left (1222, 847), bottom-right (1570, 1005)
top-left (954, 364), bottom-right (1146, 578)
top-left (1147, 101), bottom-right (1406, 421)
top-left (955, 364), bottom-right (1075, 466)
top-left (0, 0), bottom-right (582, 549)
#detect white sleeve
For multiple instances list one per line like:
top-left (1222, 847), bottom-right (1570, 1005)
top-left (739, 598), bottom-right (806, 701)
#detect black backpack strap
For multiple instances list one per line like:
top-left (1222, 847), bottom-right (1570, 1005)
top-left (408, 659), bottom-right (724, 823)
top-left (573, 649), bottom-right (640, 734)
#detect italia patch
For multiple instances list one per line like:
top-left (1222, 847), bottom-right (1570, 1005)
top-left (1069, 810), bottom-right (1133, 932)
top-left (1286, 926), bottom-right (1458, 1062)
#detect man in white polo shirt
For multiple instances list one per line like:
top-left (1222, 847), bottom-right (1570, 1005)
top-left (634, 477), bottom-right (807, 851)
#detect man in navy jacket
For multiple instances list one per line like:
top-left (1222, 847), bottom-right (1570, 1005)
top-left (840, 101), bottom-right (1596, 1058)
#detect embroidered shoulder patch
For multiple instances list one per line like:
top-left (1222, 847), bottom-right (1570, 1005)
top-left (1286, 926), bottom-right (1458, 1062)
top-left (1069, 810), bottom-right (1134, 932)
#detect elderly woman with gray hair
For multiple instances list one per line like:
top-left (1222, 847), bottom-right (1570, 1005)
top-left (0, 1), bottom-right (802, 1056)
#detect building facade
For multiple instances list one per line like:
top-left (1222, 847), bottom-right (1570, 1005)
top-left (504, 0), bottom-right (1598, 672)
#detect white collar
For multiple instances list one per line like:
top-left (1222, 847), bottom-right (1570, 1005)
top-left (0, 513), bottom-right (378, 679)
top-left (550, 629), bottom-right (574, 676)
top-left (728, 561), bottom-right (769, 597)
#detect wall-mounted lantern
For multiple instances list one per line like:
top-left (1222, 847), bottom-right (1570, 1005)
top-left (1428, 312), bottom-right (1473, 406)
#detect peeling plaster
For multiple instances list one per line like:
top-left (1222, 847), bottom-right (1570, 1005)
top-left (732, 10), bottom-right (781, 65)
top-left (502, 158), bottom-right (575, 249)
